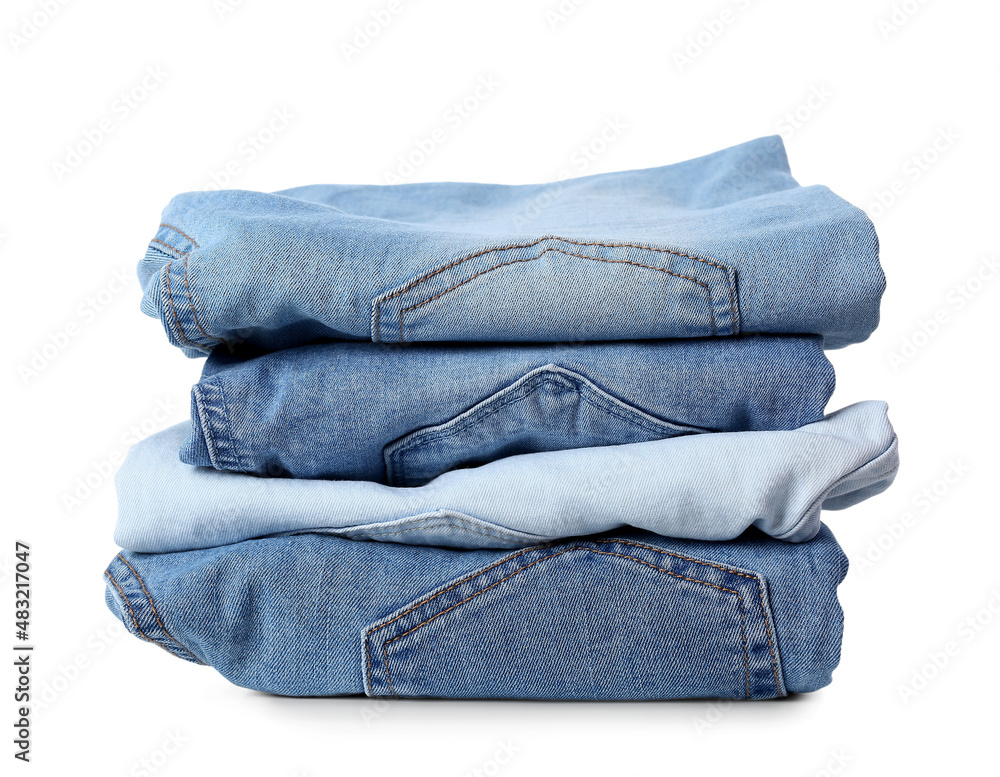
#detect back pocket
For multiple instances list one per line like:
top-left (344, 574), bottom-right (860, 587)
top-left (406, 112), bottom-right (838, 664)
top-left (363, 536), bottom-right (786, 700)
top-left (372, 237), bottom-right (738, 344)
top-left (383, 364), bottom-right (709, 487)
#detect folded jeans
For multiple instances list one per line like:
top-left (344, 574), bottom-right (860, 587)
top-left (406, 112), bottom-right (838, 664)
top-left (104, 524), bottom-right (850, 699)
top-left (183, 334), bottom-right (834, 482)
top-left (114, 400), bottom-right (898, 553)
top-left (138, 136), bottom-right (883, 355)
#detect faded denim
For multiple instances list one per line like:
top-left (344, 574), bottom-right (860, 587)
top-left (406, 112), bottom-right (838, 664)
top-left (182, 334), bottom-right (834, 482)
top-left (104, 524), bottom-right (849, 699)
top-left (114, 401), bottom-right (897, 553)
top-left (138, 136), bottom-right (883, 356)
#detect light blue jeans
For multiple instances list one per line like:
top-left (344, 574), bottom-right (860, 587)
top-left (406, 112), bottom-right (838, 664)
top-left (139, 136), bottom-right (882, 355)
top-left (104, 524), bottom-right (849, 699)
top-left (114, 401), bottom-right (897, 553)
top-left (183, 334), bottom-right (834, 482)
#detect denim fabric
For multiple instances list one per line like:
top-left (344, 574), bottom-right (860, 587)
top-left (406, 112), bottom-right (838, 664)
top-left (182, 334), bottom-right (834, 482)
top-left (138, 136), bottom-right (882, 356)
top-left (115, 401), bottom-right (897, 553)
top-left (103, 524), bottom-right (849, 699)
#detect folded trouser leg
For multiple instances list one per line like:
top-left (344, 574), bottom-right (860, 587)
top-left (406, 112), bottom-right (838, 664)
top-left (104, 525), bottom-right (849, 700)
top-left (138, 136), bottom-right (883, 355)
top-left (114, 400), bottom-right (898, 553)
top-left (182, 334), bottom-right (835, 481)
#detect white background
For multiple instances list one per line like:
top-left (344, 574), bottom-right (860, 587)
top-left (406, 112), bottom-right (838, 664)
top-left (3, 0), bottom-right (998, 774)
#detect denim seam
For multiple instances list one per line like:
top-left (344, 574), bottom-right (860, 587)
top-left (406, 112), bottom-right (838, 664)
top-left (116, 554), bottom-right (205, 664)
top-left (191, 380), bottom-right (243, 472)
top-left (365, 544), bottom-right (548, 692)
top-left (338, 514), bottom-right (551, 543)
top-left (385, 367), bottom-right (706, 485)
top-left (191, 384), bottom-right (222, 470)
top-left (152, 225), bottom-right (225, 348)
top-left (778, 435), bottom-right (899, 543)
top-left (372, 236), bottom-right (736, 342)
top-left (592, 538), bottom-right (784, 695)
top-left (214, 379), bottom-right (245, 472)
top-left (104, 569), bottom-right (178, 660)
top-left (376, 546), bottom-right (751, 700)
top-left (159, 223), bottom-right (200, 247)
top-left (149, 238), bottom-right (186, 255)
top-left (396, 248), bottom-right (717, 343)
top-left (162, 262), bottom-right (199, 349)
top-left (194, 379), bottom-right (244, 472)
top-left (392, 367), bottom-right (701, 454)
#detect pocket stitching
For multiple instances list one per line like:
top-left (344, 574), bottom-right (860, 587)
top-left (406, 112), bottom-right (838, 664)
top-left (373, 236), bottom-right (735, 343)
top-left (593, 538), bottom-right (781, 693)
top-left (338, 513), bottom-right (550, 543)
top-left (370, 545), bottom-right (752, 700)
top-left (384, 366), bottom-right (707, 485)
top-left (396, 248), bottom-right (716, 343)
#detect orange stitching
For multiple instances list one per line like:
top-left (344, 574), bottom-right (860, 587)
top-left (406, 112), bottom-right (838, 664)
top-left (104, 570), bottom-right (176, 659)
top-left (151, 238), bottom-right (223, 346)
top-left (395, 248), bottom-right (716, 343)
top-left (382, 644), bottom-right (398, 697)
top-left (182, 255), bottom-right (225, 344)
top-left (374, 236), bottom-right (736, 342)
top-left (592, 539), bottom-right (781, 693)
top-left (159, 223), bottom-right (200, 248)
top-left (373, 546), bottom-right (750, 700)
top-left (116, 554), bottom-right (204, 665)
top-left (163, 262), bottom-right (199, 348)
top-left (364, 544), bottom-right (541, 695)
top-left (150, 238), bottom-right (189, 256)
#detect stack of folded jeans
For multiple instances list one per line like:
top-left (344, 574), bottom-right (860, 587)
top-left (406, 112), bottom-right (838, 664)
top-left (104, 136), bottom-right (898, 700)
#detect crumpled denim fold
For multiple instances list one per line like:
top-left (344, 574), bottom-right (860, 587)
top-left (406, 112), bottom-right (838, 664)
top-left (103, 524), bottom-right (850, 699)
top-left (114, 401), bottom-right (897, 553)
top-left (138, 136), bottom-right (882, 356)
top-left (182, 334), bottom-right (834, 482)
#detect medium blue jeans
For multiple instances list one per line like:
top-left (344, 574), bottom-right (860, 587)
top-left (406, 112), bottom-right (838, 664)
top-left (183, 334), bottom-right (834, 482)
top-left (104, 525), bottom-right (849, 699)
top-left (114, 401), bottom-right (897, 553)
top-left (139, 136), bottom-right (882, 355)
